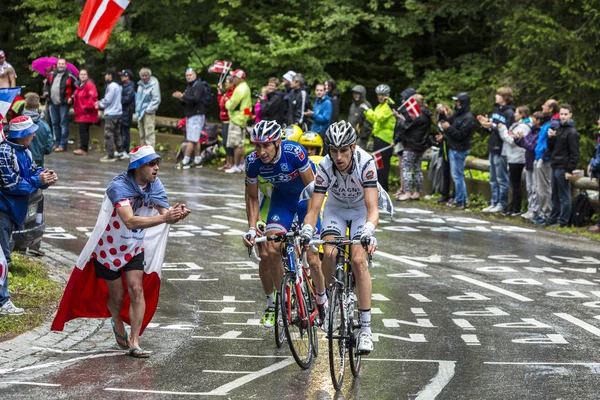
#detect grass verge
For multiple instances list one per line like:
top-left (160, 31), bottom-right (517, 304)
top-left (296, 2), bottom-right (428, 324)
top-left (0, 253), bottom-right (63, 342)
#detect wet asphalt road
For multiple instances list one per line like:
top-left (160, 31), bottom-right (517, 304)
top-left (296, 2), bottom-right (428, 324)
top-left (3, 152), bottom-right (600, 399)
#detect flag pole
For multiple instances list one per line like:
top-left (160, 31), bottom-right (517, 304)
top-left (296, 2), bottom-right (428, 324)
top-left (180, 33), bottom-right (207, 70)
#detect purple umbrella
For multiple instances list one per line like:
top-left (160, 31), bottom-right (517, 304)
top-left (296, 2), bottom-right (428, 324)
top-left (31, 57), bottom-right (79, 76)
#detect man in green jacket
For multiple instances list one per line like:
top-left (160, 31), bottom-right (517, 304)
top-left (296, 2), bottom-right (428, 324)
top-left (364, 84), bottom-right (395, 191)
top-left (225, 69), bottom-right (252, 173)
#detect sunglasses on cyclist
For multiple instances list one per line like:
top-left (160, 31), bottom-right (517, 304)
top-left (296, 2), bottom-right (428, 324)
top-left (146, 159), bottom-right (161, 167)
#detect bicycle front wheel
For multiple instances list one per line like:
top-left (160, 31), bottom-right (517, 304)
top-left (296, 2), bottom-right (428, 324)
top-left (274, 290), bottom-right (285, 349)
top-left (328, 285), bottom-right (346, 391)
top-left (347, 275), bottom-right (361, 377)
top-left (302, 271), bottom-right (319, 358)
top-left (281, 273), bottom-right (313, 369)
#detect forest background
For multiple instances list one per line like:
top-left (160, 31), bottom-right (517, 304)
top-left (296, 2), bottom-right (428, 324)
top-left (2, 0), bottom-right (599, 161)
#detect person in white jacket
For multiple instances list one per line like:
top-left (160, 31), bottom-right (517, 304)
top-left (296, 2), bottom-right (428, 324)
top-left (499, 106), bottom-right (532, 216)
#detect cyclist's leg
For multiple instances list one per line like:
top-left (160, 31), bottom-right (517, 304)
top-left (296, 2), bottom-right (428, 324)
top-left (297, 203), bottom-right (325, 296)
top-left (320, 202), bottom-right (345, 290)
top-left (265, 192), bottom-right (295, 290)
top-left (350, 210), bottom-right (374, 352)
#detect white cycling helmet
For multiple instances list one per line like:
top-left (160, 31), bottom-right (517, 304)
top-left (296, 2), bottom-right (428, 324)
top-left (375, 84), bottom-right (391, 95)
top-left (250, 120), bottom-right (282, 143)
top-left (324, 121), bottom-right (357, 148)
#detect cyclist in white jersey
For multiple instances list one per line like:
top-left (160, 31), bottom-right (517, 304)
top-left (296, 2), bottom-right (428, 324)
top-left (300, 121), bottom-right (379, 354)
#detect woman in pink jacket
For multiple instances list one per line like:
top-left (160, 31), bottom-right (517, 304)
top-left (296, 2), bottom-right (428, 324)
top-left (73, 69), bottom-right (98, 155)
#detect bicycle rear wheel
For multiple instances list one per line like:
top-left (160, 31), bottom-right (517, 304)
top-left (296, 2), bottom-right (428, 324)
top-left (347, 274), bottom-right (361, 377)
top-left (281, 273), bottom-right (313, 369)
top-left (274, 290), bottom-right (285, 348)
top-left (328, 285), bottom-right (346, 391)
top-left (302, 271), bottom-right (319, 358)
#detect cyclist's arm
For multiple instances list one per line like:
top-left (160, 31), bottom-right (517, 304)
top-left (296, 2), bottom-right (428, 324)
top-left (299, 166), bottom-right (315, 209)
top-left (304, 192), bottom-right (325, 228)
top-left (245, 181), bottom-right (260, 229)
top-left (364, 187), bottom-right (379, 228)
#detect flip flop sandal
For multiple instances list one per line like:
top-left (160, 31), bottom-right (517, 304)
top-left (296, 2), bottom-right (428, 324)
top-left (127, 347), bottom-right (152, 358)
top-left (111, 317), bottom-right (129, 350)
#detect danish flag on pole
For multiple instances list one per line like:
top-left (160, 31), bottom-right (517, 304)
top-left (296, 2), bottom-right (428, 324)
top-left (78, 0), bottom-right (130, 51)
top-left (400, 96), bottom-right (422, 120)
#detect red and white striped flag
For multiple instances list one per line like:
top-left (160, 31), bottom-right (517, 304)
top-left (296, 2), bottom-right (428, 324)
top-left (400, 96), bottom-right (422, 120)
top-left (78, 0), bottom-right (130, 51)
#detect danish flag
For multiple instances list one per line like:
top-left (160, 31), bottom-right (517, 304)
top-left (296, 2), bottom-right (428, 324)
top-left (78, 0), bottom-right (130, 51)
top-left (400, 95), bottom-right (422, 120)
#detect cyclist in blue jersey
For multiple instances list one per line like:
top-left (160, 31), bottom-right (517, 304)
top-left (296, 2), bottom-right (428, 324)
top-left (243, 120), bottom-right (325, 328)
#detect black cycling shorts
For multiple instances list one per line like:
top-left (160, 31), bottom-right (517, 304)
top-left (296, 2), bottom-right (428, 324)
top-left (93, 252), bottom-right (145, 281)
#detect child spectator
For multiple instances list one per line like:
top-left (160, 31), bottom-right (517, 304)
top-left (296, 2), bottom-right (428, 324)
top-left (514, 111), bottom-right (542, 220)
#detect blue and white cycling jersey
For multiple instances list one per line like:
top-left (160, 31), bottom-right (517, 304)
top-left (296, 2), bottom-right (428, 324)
top-left (245, 141), bottom-right (311, 196)
top-left (245, 140), bottom-right (319, 234)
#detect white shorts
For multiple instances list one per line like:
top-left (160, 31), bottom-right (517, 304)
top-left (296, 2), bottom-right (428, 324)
top-left (186, 114), bottom-right (205, 143)
top-left (321, 203), bottom-right (367, 240)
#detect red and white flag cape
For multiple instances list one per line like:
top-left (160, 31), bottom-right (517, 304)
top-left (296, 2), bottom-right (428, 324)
top-left (51, 196), bottom-right (169, 335)
top-left (78, 0), bottom-right (130, 51)
top-left (400, 96), bottom-right (422, 120)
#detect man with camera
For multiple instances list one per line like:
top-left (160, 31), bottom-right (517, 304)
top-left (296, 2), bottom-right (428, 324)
top-left (0, 116), bottom-right (58, 315)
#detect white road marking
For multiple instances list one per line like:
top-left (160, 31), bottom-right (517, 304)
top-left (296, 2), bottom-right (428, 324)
top-left (104, 358), bottom-right (295, 396)
top-left (31, 346), bottom-right (121, 354)
top-left (461, 334), bottom-right (481, 346)
top-left (197, 296), bottom-right (255, 303)
top-left (415, 361), bottom-right (456, 400)
top-left (361, 359), bottom-right (456, 399)
top-left (485, 361), bottom-right (600, 366)
top-left (202, 370), bottom-right (253, 374)
top-left (555, 313), bottom-right (600, 337)
top-left (452, 319), bottom-right (476, 330)
top-left (0, 381), bottom-right (61, 387)
top-left (199, 307), bottom-right (255, 314)
top-left (224, 354), bottom-right (291, 359)
top-left (453, 275), bottom-right (533, 302)
top-left (224, 319), bottom-right (261, 326)
top-left (0, 352), bottom-right (122, 375)
top-left (409, 294), bottom-right (432, 302)
top-left (168, 276), bottom-right (219, 282)
top-left (213, 215), bottom-right (248, 224)
top-left (411, 308), bottom-right (428, 316)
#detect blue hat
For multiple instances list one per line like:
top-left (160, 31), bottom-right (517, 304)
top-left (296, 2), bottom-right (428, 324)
top-left (128, 145), bottom-right (161, 169)
top-left (8, 116), bottom-right (38, 139)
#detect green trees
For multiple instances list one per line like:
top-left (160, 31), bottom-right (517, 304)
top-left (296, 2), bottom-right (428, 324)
top-left (4, 0), bottom-right (600, 162)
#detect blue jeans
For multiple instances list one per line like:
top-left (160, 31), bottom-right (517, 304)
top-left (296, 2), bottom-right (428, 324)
top-left (548, 168), bottom-right (571, 225)
top-left (489, 153), bottom-right (509, 210)
top-left (121, 124), bottom-right (131, 153)
top-left (49, 103), bottom-right (70, 149)
top-left (0, 210), bottom-right (14, 306)
top-left (449, 149), bottom-right (470, 204)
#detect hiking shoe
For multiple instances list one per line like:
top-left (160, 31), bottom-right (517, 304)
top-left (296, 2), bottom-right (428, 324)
top-left (532, 217), bottom-right (547, 226)
top-left (99, 155), bottom-right (117, 163)
top-left (261, 307), bottom-right (276, 328)
top-left (225, 165), bottom-right (242, 174)
top-left (357, 331), bottom-right (373, 354)
top-left (488, 204), bottom-right (504, 213)
top-left (510, 211), bottom-right (522, 217)
top-left (521, 211), bottom-right (535, 220)
top-left (176, 161), bottom-right (192, 170)
top-left (481, 204), bottom-right (495, 213)
top-left (0, 300), bottom-right (24, 315)
top-left (118, 152), bottom-right (130, 160)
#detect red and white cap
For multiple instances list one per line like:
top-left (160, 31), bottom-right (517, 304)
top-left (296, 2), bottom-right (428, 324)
top-left (230, 69), bottom-right (246, 79)
top-left (128, 145), bottom-right (161, 170)
top-left (8, 116), bottom-right (38, 139)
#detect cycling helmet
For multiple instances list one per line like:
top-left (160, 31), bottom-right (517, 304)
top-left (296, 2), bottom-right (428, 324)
top-left (284, 124), bottom-right (303, 142)
top-left (324, 121), bottom-right (357, 148)
top-left (375, 84), bottom-right (391, 95)
top-left (298, 131), bottom-right (323, 155)
top-left (250, 120), bottom-right (282, 143)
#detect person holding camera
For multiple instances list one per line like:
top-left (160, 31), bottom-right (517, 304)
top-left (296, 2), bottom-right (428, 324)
top-left (260, 77), bottom-right (285, 125)
top-left (0, 116), bottom-right (59, 315)
top-left (364, 84), bottom-right (396, 192)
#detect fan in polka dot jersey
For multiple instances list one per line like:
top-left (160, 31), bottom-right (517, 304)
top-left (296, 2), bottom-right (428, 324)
top-left (52, 145), bottom-right (190, 359)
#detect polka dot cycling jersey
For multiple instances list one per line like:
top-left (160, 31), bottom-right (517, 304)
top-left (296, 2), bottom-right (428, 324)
top-left (314, 146), bottom-right (378, 208)
top-left (91, 198), bottom-right (147, 271)
top-left (245, 140), bottom-right (311, 196)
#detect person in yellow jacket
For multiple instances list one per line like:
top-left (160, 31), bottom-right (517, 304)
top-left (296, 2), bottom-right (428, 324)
top-left (364, 84), bottom-right (395, 192)
top-left (225, 69), bottom-right (252, 173)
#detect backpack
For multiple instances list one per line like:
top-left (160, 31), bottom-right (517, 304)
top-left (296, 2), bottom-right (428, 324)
top-left (195, 80), bottom-right (213, 105)
top-left (569, 191), bottom-right (594, 227)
